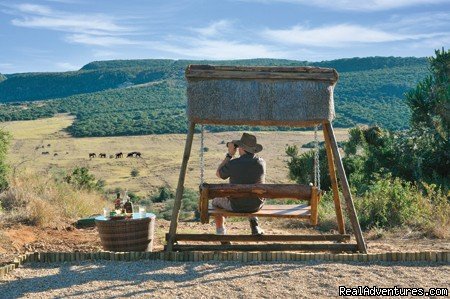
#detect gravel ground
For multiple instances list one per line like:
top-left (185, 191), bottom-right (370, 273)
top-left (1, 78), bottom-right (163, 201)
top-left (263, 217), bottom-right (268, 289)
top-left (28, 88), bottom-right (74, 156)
top-left (1, 261), bottom-right (449, 298)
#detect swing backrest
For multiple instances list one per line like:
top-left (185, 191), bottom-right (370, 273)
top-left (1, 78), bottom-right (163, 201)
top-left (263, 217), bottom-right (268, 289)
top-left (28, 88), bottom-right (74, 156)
top-left (199, 183), bottom-right (320, 225)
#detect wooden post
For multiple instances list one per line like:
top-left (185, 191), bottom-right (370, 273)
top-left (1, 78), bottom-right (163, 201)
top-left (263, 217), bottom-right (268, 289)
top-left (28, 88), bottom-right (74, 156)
top-left (310, 186), bottom-right (319, 226)
top-left (166, 122), bottom-right (196, 252)
top-left (323, 122), bottom-right (367, 253)
top-left (322, 123), bottom-right (346, 234)
top-left (199, 185), bottom-right (210, 224)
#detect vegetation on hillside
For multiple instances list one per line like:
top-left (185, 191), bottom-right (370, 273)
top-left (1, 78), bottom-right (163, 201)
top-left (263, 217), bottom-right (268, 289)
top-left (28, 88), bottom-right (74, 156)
top-left (286, 49), bottom-right (450, 236)
top-left (0, 57), bottom-right (428, 136)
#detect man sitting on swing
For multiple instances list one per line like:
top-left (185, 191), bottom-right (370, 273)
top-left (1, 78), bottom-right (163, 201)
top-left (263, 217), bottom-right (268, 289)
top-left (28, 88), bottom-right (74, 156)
top-left (213, 132), bottom-right (265, 235)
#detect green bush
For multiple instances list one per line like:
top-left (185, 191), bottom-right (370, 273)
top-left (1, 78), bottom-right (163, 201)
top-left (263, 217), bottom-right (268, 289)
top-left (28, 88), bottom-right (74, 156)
top-left (355, 174), bottom-right (449, 237)
top-left (64, 167), bottom-right (103, 191)
top-left (151, 186), bottom-right (173, 203)
top-left (155, 187), bottom-right (199, 220)
top-left (130, 169), bottom-right (139, 177)
top-left (0, 128), bottom-right (11, 192)
top-left (286, 145), bottom-right (331, 191)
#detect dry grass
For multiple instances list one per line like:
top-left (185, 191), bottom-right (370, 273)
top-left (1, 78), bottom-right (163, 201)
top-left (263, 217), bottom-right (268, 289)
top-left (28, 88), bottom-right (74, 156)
top-left (0, 114), bottom-right (74, 140)
top-left (4, 115), bottom-right (350, 196)
top-left (0, 170), bottom-right (107, 228)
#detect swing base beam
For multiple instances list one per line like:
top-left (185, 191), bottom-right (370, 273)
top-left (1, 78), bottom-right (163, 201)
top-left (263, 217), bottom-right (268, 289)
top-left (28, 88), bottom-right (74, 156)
top-left (167, 233), bottom-right (351, 242)
top-left (166, 243), bottom-right (358, 252)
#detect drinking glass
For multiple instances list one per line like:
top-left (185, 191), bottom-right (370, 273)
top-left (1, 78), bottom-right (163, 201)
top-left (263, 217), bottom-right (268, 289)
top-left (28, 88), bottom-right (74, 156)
top-left (103, 207), bottom-right (110, 218)
top-left (139, 206), bottom-right (146, 217)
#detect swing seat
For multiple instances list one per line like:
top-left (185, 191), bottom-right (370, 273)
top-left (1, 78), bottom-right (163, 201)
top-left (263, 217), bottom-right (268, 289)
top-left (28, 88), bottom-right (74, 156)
top-left (199, 183), bottom-right (320, 225)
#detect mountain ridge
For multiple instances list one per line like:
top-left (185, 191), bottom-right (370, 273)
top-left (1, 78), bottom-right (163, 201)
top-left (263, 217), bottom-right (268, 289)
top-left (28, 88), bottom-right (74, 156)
top-left (0, 57), bottom-right (429, 135)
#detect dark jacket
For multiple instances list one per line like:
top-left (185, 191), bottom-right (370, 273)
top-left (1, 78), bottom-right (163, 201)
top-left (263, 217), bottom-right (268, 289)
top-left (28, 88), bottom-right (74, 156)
top-left (218, 153), bottom-right (266, 212)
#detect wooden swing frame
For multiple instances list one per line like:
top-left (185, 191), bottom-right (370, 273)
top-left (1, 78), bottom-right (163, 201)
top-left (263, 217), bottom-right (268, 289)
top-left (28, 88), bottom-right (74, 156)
top-left (166, 66), bottom-right (367, 253)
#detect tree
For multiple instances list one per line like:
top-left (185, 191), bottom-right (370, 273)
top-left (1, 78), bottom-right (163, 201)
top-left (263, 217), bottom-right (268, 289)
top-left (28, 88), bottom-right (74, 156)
top-left (406, 48), bottom-right (449, 185)
top-left (0, 128), bottom-right (11, 191)
top-left (285, 145), bottom-right (331, 191)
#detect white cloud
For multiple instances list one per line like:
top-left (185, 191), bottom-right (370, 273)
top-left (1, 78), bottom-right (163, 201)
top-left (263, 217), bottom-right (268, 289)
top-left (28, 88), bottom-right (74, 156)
top-left (238, 0), bottom-right (448, 11)
top-left (384, 12), bottom-right (450, 32)
top-left (155, 35), bottom-right (288, 60)
top-left (92, 50), bottom-right (120, 58)
top-left (262, 24), bottom-right (431, 47)
top-left (65, 34), bottom-right (138, 46)
top-left (11, 4), bottom-right (131, 36)
top-left (16, 4), bottom-right (53, 15)
top-left (191, 20), bottom-right (233, 37)
top-left (54, 62), bottom-right (79, 70)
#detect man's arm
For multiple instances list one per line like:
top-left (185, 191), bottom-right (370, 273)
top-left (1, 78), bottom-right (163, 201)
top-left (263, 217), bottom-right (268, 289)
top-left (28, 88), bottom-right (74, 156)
top-left (216, 142), bottom-right (237, 179)
top-left (215, 156), bottom-right (230, 178)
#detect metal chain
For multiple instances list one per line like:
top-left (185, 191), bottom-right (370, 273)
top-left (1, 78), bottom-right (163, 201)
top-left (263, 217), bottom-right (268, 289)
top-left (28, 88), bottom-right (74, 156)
top-left (200, 124), bottom-right (205, 185)
top-left (313, 125), bottom-right (321, 190)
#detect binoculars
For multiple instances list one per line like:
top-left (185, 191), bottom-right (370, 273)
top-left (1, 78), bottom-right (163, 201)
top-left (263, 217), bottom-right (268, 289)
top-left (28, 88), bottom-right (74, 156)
top-left (226, 142), bottom-right (238, 149)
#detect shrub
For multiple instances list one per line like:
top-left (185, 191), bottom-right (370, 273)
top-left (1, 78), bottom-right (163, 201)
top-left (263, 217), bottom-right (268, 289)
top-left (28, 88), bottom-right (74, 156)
top-left (131, 169), bottom-right (139, 177)
top-left (64, 167), bottom-right (104, 191)
top-left (286, 145), bottom-right (331, 190)
top-left (355, 174), bottom-right (449, 237)
top-left (0, 129), bottom-right (11, 192)
top-left (151, 186), bottom-right (173, 203)
top-left (0, 171), bottom-right (107, 227)
top-left (154, 187), bottom-right (199, 220)
top-left (128, 191), bottom-right (141, 203)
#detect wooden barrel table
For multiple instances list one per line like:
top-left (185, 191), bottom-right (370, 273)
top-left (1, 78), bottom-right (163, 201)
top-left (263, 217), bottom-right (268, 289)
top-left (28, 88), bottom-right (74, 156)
top-left (95, 213), bottom-right (156, 252)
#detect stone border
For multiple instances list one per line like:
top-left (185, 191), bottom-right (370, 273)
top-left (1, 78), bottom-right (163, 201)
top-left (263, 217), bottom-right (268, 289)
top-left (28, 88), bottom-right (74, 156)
top-left (1, 251), bottom-right (449, 278)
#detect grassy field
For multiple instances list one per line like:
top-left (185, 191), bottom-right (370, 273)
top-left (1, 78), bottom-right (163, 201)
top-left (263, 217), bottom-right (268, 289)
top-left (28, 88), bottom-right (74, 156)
top-left (4, 115), bottom-right (349, 196)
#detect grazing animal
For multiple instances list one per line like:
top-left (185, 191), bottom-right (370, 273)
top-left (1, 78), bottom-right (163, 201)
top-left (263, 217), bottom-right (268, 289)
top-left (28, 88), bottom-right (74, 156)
top-left (41, 151), bottom-right (49, 155)
top-left (47, 144), bottom-right (51, 147)
top-left (115, 152), bottom-right (123, 158)
top-left (135, 152), bottom-right (142, 158)
top-left (127, 152), bottom-right (134, 158)
top-left (99, 153), bottom-right (106, 158)
top-left (54, 153), bottom-right (58, 156)
top-left (89, 153), bottom-right (96, 158)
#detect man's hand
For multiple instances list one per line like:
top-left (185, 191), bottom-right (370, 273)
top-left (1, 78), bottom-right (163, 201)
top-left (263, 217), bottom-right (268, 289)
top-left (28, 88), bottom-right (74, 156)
top-left (227, 142), bottom-right (237, 156)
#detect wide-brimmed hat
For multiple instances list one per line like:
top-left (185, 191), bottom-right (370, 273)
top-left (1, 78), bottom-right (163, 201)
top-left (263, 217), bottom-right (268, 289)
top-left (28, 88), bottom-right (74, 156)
top-left (232, 133), bottom-right (263, 154)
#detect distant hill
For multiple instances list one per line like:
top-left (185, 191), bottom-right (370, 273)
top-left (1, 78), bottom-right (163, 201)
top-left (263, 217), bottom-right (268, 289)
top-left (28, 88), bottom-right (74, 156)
top-left (0, 57), bottom-right (429, 135)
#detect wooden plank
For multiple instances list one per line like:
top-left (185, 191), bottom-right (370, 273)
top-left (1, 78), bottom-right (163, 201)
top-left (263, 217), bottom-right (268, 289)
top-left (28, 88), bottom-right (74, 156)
top-left (322, 123), bottom-right (346, 234)
top-left (166, 122), bottom-right (196, 252)
top-left (203, 183), bottom-right (312, 200)
top-left (171, 243), bottom-right (358, 252)
top-left (208, 204), bottom-right (311, 218)
top-left (185, 65), bottom-right (338, 82)
top-left (324, 122), bottom-right (367, 253)
top-left (167, 233), bottom-right (351, 242)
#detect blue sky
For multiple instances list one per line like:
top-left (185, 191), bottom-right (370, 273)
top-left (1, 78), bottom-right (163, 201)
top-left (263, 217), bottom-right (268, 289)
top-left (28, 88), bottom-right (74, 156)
top-left (0, 0), bottom-right (449, 73)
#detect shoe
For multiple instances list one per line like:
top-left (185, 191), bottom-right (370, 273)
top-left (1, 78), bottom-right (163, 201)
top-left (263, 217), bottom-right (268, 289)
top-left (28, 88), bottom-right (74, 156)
top-left (216, 227), bottom-right (231, 245)
top-left (249, 217), bottom-right (264, 235)
top-left (216, 227), bottom-right (227, 235)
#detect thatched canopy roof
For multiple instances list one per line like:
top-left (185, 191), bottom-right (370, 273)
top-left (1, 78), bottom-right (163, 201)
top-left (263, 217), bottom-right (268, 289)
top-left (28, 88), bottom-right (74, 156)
top-left (186, 65), bottom-right (338, 127)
